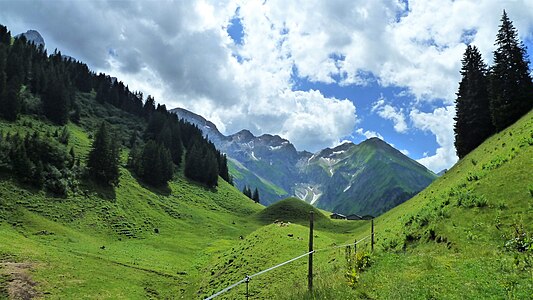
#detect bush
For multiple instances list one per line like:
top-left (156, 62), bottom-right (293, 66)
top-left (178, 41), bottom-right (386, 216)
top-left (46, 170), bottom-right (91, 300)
top-left (43, 166), bottom-right (68, 196)
top-left (345, 251), bottom-right (372, 289)
top-left (456, 190), bottom-right (488, 208)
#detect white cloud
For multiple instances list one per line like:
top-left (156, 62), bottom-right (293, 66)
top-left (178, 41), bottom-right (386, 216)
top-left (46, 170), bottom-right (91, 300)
top-left (371, 97), bottom-right (408, 133)
top-left (410, 106), bottom-right (458, 173)
top-left (2, 0), bottom-right (533, 164)
top-left (356, 128), bottom-right (384, 140)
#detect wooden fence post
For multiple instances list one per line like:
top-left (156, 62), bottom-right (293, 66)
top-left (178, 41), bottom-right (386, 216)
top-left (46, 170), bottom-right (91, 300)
top-left (354, 239), bottom-right (357, 255)
top-left (371, 218), bottom-right (374, 252)
top-left (308, 211), bottom-right (314, 293)
top-left (245, 275), bottom-right (250, 300)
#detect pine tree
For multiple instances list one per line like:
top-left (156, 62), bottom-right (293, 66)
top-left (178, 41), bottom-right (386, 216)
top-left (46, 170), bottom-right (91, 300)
top-left (454, 45), bottom-right (493, 159)
top-left (2, 75), bottom-right (22, 121)
top-left (138, 140), bottom-right (173, 186)
top-left (0, 44), bottom-right (8, 119)
top-left (218, 153), bottom-right (230, 183)
top-left (242, 185), bottom-right (252, 199)
top-left (0, 25), bottom-right (10, 45)
top-left (489, 10), bottom-right (533, 131)
top-left (87, 122), bottom-right (120, 186)
top-left (252, 188), bottom-right (260, 203)
top-left (204, 150), bottom-right (219, 187)
top-left (42, 71), bottom-right (69, 125)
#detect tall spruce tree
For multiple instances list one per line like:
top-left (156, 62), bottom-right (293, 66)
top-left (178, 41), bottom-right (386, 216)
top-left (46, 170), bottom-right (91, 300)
top-left (0, 44), bottom-right (8, 120)
top-left (454, 45), bottom-right (493, 159)
top-left (489, 10), bottom-right (533, 131)
top-left (137, 140), bottom-right (174, 187)
top-left (42, 71), bottom-right (69, 125)
top-left (252, 188), bottom-right (260, 203)
top-left (87, 122), bottom-right (120, 186)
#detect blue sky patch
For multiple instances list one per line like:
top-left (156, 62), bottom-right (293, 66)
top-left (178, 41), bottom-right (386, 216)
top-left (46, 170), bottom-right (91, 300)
top-left (227, 7), bottom-right (244, 45)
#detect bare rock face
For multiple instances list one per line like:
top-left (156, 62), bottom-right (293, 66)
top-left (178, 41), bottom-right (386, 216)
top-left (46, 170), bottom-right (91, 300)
top-left (16, 30), bottom-right (45, 47)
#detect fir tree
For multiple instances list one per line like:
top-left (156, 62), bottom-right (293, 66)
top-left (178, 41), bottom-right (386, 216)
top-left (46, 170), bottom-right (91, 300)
top-left (87, 122), bottom-right (120, 186)
top-left (0, 44), bottom-right (8, 119)
top-left (138, 140), bottom-right (173, 186)
top-left (218, 153), bottom-right (230, 183)
top-left (489, 10), bottom-right (533, 131)
top-left (184, 140), bottom-right (218, 187)
top-left (454, 45), bottom-right (493, 159)
top-left (0, 25), bottom-right (10, 45)
top-left (1, 74), bottom-right (21, 121)
top-left (242, 185), bottom-right (252, 199)
top-left (252, 188), bottom-right (260, 203)
top-left (42, 71), bottom-right (69, 125)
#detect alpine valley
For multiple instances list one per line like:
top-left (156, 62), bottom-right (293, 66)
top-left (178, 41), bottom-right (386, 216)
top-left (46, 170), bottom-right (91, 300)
top-left (171, 108), bottom-right (437, 216)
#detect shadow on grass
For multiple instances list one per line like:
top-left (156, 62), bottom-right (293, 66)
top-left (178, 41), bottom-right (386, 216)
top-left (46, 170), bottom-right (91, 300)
top-left (81, 178), bottom-right (117, 200)
top-left (136, 180), bottom-right (171, 196)
top-left (128, 171), bottom-right (172, 196)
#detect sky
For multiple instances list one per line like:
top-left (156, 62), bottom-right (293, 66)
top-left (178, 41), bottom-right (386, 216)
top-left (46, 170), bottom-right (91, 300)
top-left (1, 0), bottom-right (533, 173)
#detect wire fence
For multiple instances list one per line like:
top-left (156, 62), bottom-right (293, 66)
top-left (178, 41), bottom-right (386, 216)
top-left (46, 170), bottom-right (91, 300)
top-left (204, 234), bottom-right (373, 300)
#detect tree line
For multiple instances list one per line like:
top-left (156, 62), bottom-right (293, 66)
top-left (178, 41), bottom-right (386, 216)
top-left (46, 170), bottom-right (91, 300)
top-left (0, 24), bottom-right (230, 190)
top-left (242, 185), bottom-right (260, 203)
top-left (454, 11), bottom-right (533, 159)
top-left (0, 124), bottom-right (80, 196)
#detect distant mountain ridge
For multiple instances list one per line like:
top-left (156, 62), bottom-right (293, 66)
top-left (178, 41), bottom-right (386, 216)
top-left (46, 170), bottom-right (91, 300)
top-left (171, 107), bottom-right (437, 216)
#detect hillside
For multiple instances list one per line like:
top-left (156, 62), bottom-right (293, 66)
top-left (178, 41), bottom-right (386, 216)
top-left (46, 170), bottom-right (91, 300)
top-left (351, 108), bottom-right (533, 298)
top-left (0, 94), bottom-right (265, 299)
top-left (199, 109), bottom-right (532, 299)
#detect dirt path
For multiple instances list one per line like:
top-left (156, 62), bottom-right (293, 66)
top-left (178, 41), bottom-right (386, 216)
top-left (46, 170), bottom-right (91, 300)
top-left (0, 262), bottom-right (40, 300)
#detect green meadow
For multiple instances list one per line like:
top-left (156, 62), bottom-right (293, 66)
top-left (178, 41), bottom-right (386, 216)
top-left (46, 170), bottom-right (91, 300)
top-left (1, 105), bottom-right (532, 299)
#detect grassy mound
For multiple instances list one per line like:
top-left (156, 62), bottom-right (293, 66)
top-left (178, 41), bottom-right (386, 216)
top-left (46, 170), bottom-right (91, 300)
top-left (256, 197), bottom-right (328, 225)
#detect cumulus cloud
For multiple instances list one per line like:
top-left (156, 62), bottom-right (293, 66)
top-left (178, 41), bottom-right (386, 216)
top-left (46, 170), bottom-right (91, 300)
top-left (371, 97), bottom-right (408, 133)
top-left (410, 106), bottom-right (457, 173)
top-left (356, 128), bottom-right (384, 140)
top-left (1, 0), bottom-right (532, 166)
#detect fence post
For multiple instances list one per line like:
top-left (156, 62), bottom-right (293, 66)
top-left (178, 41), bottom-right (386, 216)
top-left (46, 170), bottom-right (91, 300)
top-left (354, 239), bottom-right (357, 255)
top-left (245, 275), bottom-right (250, 300)
top-left (371, 218), bottom-right (374, 252)
top-left (308, 211), bottom-right (314, 293)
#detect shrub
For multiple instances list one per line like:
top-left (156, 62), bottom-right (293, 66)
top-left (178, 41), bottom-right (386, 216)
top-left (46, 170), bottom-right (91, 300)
top-left (456, 190), bottom-right (488, 208)
top-left (466, 172), bottom-right (481, 181)
top-left (345, 251), bottom-right (372, 289)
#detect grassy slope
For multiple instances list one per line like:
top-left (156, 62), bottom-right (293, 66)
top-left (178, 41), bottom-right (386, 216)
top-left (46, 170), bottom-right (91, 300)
top-left (228, 158), bottom-right (288, 203)
top-left (201, 110), bottom-right (533, 299)
top-left (304, 110), bottom-right (533, 298)
top-left (0, 108), bottom-right (264, 299)
top-left (200, 199), bottom-right (369, 299)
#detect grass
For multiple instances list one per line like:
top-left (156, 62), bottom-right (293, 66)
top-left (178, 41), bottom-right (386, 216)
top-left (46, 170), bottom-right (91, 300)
top-left (291, 109), bottom-right (533, 299)
top-left (0, 99), bottom-right (365, 299)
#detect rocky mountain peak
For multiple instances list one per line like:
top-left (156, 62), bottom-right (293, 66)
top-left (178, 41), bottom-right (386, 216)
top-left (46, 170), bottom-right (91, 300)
top-left (231, 129), bottom-right (255, 142)
top-left (16, 30), bottom-right (45, 47)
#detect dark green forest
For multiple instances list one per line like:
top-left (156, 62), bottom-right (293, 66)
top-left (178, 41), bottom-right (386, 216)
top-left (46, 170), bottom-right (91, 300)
top-left (0, 24), bottom-right (231, 195)
top-left (454, 11), bottom-right (533, 158)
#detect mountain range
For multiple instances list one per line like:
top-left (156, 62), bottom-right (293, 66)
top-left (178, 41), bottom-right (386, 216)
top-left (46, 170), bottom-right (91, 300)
top-left (171, 107), bottom-right (437, 216)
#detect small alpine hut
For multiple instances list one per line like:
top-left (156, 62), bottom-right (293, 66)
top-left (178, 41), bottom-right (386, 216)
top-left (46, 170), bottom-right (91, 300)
top-left (330, 213), bottom-right (346, 220)
top-left (346, 214), bottom-right (363, 220)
